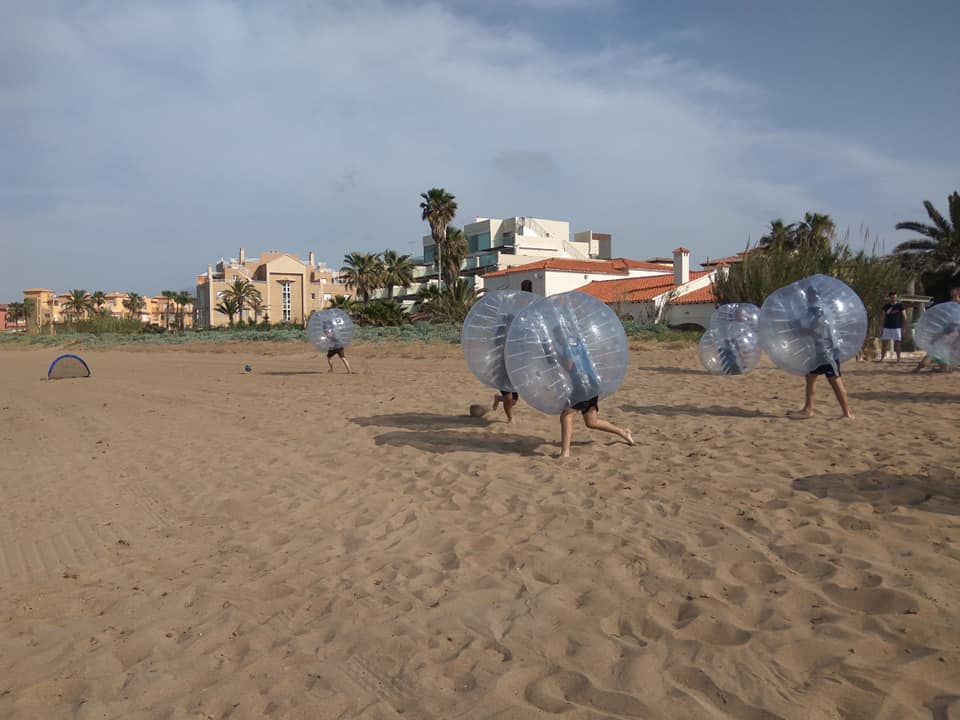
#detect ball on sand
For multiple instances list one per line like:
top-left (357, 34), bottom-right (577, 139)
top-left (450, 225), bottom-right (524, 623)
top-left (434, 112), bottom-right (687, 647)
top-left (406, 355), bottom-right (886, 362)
top-left (244, 365), bottom-right (253, 373)
top-left (468, 404), bottom-right (489, 418)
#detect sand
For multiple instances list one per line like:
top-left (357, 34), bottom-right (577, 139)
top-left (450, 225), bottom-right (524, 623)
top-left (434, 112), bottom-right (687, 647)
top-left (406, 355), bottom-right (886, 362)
top-left (0, 340), bottom-right (958, 719)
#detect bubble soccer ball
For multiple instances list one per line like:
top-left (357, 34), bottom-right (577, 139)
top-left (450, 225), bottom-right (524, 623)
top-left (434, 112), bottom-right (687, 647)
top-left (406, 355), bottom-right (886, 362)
top-left (699, 322), bottom-right (761, 375)
top-left (709, 303), bottom-right (760, 330)
top-left (914, 301), bottom-right (960, 366)
top-left (504, 292), bottom-right (629, 415)
top-left (307, 308), bottom-right (354, 352)
top-left (461, 289), bottom-right (539, 391)
top-left (758, 274), bottom-right (866, 375)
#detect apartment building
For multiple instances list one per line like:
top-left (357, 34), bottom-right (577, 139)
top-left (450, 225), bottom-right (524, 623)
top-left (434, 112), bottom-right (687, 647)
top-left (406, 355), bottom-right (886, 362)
top-left (194, 248), bottom-right (349, 328)
top-left (20, 288), bottom-right (194, 329)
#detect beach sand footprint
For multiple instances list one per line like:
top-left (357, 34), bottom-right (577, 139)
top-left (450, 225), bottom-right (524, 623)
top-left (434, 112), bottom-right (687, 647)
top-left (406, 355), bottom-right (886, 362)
top-left (523, 668), bottom-right (649, 718)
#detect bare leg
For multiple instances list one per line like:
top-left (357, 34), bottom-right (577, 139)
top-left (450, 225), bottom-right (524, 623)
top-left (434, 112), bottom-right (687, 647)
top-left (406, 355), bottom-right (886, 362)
top-left (340, 355), bottom-right (353, 374)
top-left (878, 341), bottom-right (887, 361)
top-left (827, 376), bottom-right (854, 419)
top-left (582, 407), bottom-right (634, 446)
top-left (789, 375), bottom-right (816, 418)
top-left (894, 340), bottom-right (901, 363)
top-left (502, 394), bottom-right (516, 423)
top-left (913, 354), bottom-right (931, 373)
top-left (559, 409), bottom-right (576, 457)
top-left (327, 355), bottom-right (334, 372)
top-left (492, 393), bottom-right (502, 410)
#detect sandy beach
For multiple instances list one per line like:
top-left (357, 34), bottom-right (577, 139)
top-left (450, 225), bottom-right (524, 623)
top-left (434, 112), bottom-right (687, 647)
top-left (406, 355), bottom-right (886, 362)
top-left (1, 340), bottom-right (958, 719)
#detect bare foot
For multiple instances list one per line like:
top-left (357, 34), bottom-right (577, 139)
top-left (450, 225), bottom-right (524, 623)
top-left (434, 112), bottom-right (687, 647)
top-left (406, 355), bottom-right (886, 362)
top-left (559, 450), bottom-right (571, 458)
top-left (328, 368), bottom-right (334, 373)
top-left (624, 429), bottom-right (635, 446)
top-left (787, 409), bottom-right (813, 419)
top-left (833, 414), bottom-right (855, 421)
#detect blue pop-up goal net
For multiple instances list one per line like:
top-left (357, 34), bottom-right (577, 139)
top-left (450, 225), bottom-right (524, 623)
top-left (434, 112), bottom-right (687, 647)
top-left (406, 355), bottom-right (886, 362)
top-left (48, 354), bottom-right (91, 379)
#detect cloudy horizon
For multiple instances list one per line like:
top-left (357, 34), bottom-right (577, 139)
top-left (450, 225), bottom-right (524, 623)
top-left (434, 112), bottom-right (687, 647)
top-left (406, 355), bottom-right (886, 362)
top-left (2, 0), bottom-right (957, 299)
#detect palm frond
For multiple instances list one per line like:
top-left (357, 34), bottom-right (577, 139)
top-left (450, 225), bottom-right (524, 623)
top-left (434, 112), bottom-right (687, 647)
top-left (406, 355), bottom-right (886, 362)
top-left (922, 200), bottom-right (951, 236)
top-left (894, 221), bottom-right (940, 237)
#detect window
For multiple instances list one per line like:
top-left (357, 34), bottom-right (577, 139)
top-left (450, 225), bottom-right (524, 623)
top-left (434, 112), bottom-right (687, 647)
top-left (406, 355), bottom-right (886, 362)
top-left (424, 246), bottom-right (435, 264)
top-left (311, 292), bottom-right (316, 300)
top-left (281, 282), bottom-right (292, 322)
top-left (467, 232), bottom-right (491, 254)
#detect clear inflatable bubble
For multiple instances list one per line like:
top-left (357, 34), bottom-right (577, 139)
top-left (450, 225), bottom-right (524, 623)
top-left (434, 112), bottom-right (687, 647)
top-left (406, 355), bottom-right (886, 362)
top-left (709, 303), bottom-right (760, 330)
top-left (461, 289), bottom-right (538, 391)
top-left (758, 274), bottom-right (867, 375)
top-left (504, 292), bottom-right (629, 415)
top-left (699, 322), bottom-right (761, 375)
top-left (914, 301), bottom-right (960, 366)
top-left (307, 308), bottom-right (354, 352)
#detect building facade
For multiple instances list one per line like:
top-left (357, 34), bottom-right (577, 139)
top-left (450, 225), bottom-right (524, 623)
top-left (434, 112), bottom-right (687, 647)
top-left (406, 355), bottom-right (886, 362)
top-left (194, 248), bottom-right (349, 328)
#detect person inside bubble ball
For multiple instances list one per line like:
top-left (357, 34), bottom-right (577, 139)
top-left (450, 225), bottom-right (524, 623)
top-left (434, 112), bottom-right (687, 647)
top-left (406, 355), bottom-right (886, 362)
top-left (789, 283), bottom-right (853, 420)
top-left (550, 324), bottom-right (634, 457)
top-left (492, 313), bottom-right (520, 422)
top-left (322, 318), bottom-right (352, 374)
top-left (913, 287), bottom-right (960, 373)
top-left (718, 337), bottom-right (744, 375)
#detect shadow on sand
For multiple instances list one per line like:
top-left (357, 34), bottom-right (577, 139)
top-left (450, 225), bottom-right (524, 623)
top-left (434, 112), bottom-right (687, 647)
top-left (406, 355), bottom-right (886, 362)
top-left (619, 403), bottom-right (773, 418)
top-left (634, 365), bottom-right (706, 376)
top-left (373, 429), bottom-right (546, 456)
top-left (850, 390), bottom-right (960, 404)
top-left (793, 469), bottom-right (960, 516)
top-left (261, 370), bottom-right (326, 376)
top-left (350, 412), bottom-right (494, 431)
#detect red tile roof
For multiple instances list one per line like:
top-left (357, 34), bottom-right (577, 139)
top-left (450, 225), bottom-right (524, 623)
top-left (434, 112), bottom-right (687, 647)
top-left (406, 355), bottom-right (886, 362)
top-left (578, 271), bottom-right (712, 303)
top-left (671, 284), bottom-right (717, 304)
top-left (482, 257), bottom-right (671, 278)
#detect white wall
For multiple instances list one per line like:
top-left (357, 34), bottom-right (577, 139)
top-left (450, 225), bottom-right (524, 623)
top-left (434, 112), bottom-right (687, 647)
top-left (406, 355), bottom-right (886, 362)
top-left (665, 302), bottom-right (714, 329)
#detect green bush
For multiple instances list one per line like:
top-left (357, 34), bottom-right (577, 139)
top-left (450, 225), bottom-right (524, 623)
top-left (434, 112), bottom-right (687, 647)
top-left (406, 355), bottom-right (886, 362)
top-left (59, 318), bottom-right (145, 335)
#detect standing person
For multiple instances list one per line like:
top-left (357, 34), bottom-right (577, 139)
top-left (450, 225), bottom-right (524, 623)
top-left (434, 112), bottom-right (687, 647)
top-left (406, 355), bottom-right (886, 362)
top-left (323, 319), bottom-right (353, 374)
top-left (790, 284), bottom-right (854, 420)
top-left (913, 287), bottom-right (960, 372)
top-left (492, 391), bottom-right (518, 422)
top-left (491, 312), bottom-right (520, 422)
top-left (879, 291), bottom-right (907, 362)
top-left (552, 325), bottom-right (634, 457)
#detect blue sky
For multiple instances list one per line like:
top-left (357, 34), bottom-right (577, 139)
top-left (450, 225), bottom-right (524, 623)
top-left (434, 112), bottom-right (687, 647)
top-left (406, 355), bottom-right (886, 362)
top-left (1, 0), bottom-right (957, 299)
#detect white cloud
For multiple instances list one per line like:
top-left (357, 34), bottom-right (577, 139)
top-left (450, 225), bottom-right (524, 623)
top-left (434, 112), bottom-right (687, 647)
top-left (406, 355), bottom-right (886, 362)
top-left (0, 0), bottom-right (949, 296)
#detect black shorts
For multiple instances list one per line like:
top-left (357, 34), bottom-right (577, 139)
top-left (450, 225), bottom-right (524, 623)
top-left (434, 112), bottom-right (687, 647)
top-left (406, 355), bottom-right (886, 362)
top-left (809, 362), bottom-right (841, 378)
top-left (327, 347), bottom-right (345, 358)
top-left (500, 390), bottom-right (519, 401)
top-left (570, 396), bottom-right (599, 414)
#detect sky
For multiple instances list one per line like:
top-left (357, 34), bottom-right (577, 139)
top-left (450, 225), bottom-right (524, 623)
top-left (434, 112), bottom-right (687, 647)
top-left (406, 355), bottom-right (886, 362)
top-left (2, 0), bottom-right (958, 299)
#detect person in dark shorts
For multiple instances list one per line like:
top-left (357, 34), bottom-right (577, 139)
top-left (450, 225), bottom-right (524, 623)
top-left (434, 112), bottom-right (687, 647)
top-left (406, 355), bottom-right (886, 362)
top-left (790, 284), bottom-right (853, 420)
top-left (551, 324), bottom-right (633, 457)
top-left (492, 390), bottom-right (519, 422)
top-left (879, 291), bottom-right (906, 362)
top-left (322, 319), bottom-right (352, 373)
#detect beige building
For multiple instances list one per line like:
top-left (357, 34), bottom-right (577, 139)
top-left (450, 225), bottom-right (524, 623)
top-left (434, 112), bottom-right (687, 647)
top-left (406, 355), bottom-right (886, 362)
top-left (20, 288), bottom-right (194, 329)
top-left (194, 248), bottom-right (348, 328)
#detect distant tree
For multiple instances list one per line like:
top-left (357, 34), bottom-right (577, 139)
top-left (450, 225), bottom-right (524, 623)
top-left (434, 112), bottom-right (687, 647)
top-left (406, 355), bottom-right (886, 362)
top-left (329, 295), bottom-right (355, 311)
top-left (6, 301), bottom-right (25, 330)
top-left (123, 292), bottom-right (146, 320)
top-left (442, 226), bottom-right (468, 287)
top-left (161, 290), bottom-right (178, 327)
top-left (247, 294), bottom-right (265, 324)
top-left (382, 249), bottom-right (415, 300)
top-left (174, 291), bottom-right (195, 330)
top-left (63, 289), bottom-right (92, 322)
top-left (419, 188), bottom-right (458, 287)
top-left (415, 279), bottom-right (481, 322)
top-left (340, 252), bottom-right (384, 303)
top-left (215, 295), bottom-right (240, 326)
top-left (894, 191), bottom-right (960, 297)
top-left (220, 278), bottom-right (261, 324)
top-left (90, 291), bottom-right (107, 317)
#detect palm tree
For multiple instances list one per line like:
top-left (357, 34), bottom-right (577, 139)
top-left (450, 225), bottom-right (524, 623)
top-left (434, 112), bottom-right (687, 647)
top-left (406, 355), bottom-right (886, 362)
top-left (795, 212), bottom-right (836, 251)
top-left (758, 219), bottom-right (798, 249)
top-left (419, 188), bottom-right (458, 288)
top-left (215, 295), bottom-right (240, 326)
top-left (248, 294), bottom-right (265, 324)
top-left (160, 290), bottom-right (178, 328)
top-left (6, 301), bottom-right (25, 331)
top-left (329, 295), bottom-right (355, 312)
top-left (90, 291), bottom-right (107, 317)
top-left (382, 249), bottom-right (415, 300)
top-left (416, 279), bottom-right (481, 322)
top-left (64, 289), bottom-right (92, 322)
top-left (895, 192), bottom-right (960, 287)
top-left (174, 291), bottom-right (195, 330)
top-left (220, 278), bottom-right (261, 325)
top-left (340, 252), bottom-right (383, 303)
top-left (442, 226), bottom-right (468, 286)
top-left (123, 292), bottom-right (146, 321)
